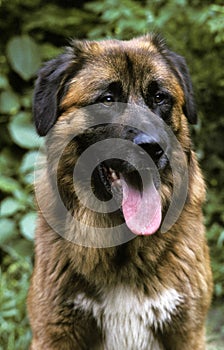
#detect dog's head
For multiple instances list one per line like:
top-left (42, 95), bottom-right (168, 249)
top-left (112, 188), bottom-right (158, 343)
top-left (33, 34), bottom-right (196, 238)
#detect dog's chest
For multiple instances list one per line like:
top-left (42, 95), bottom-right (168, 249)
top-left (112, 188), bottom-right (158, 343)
top-left (73, 286), bottom-right (183, 350)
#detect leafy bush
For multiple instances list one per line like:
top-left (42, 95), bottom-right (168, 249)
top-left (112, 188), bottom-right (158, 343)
top-left (0, 0), bottom-right (223, 348)
top-left (0, 256), bottom-right (32, 350)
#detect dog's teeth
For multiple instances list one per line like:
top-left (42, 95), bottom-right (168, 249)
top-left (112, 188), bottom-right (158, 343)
top-left (109, 168), bottom-right (118, 180)
top-left (112, 179), bottom-right (121, 187)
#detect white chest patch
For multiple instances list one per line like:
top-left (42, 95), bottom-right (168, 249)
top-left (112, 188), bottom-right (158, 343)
top-left (73, 287), bottom-right (183, 350)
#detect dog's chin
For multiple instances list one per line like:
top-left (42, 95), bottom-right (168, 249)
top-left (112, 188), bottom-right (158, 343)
top-left (93, 160), bottom-right (162, 236)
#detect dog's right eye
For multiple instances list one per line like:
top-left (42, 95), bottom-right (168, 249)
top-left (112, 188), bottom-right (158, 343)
top-left (100, 95), bottom-right (115, 106)
top-left (154, 92), bottom-right (167, 105)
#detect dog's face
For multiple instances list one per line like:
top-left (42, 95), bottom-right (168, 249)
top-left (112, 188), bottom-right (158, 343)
top-left (34, 34), bottom-right (196, 240)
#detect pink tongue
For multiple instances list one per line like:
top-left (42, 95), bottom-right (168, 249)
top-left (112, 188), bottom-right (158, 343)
top-left (121, 177), bottom-right (161, 235)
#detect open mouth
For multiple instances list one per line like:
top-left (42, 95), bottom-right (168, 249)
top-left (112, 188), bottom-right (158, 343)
top-left (96, 160), bottom-right (162, 236)
top-left (98, 163), bottom-right (122, 193)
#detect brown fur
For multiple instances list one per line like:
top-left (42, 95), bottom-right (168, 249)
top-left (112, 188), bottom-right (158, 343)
top-left (28, 34), bottom-right (213, 350)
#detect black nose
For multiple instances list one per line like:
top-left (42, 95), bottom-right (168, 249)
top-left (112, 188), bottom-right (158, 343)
top-left (133, 132), bottom-right (164, 164)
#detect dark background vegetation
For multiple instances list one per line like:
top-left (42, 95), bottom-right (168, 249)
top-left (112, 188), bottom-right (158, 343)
top-left (0, 0), bottom-right (223, 349)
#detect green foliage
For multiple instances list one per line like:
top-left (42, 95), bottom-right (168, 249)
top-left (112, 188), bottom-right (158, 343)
top-left (7, 35), bottom-right (41, 81)
top-left (0, 0), bottom-right (223, 348)
top-left (85, 0), bottom-right (155, 38)
top-left (9, 112), bottom-right (42, 149)
top-left (0, 256), bottom-right (32, 350)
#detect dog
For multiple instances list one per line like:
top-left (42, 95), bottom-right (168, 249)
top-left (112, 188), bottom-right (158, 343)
top-left (28, 34), bottom-right (213, 350)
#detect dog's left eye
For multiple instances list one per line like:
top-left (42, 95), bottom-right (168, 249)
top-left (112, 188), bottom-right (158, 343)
top-left (100, 95), bottom-right (115, 106)
top-left (154, 92), bottom-right (166, 105)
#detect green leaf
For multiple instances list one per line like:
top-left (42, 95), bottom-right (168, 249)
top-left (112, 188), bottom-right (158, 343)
top-left (217, 230), bottom-right (224, 248)
top-left (0, 218), bottom-right (17, 245)
top-left (6, 238), bottom-right (33, 257)
top-left (6, 35), bottom-right (41, 81)
top-left (40, 43), bottom-right (62, 60)
top-left (14, 189), bottom-right (30, 203)
top-left (0, 176), bottom-right (20, 193)
top-left (20, 151), bottom-right (38, 184)
top-left (0, 74), bottom-right (9, 89)
top-left (20, 151), bottom-right (39, 173)
top-left (22, 172), bottom-right (35, 185)
top-left (8, 112), bottom-right (42, 149)
top-left (19, 212), bottom-right (37, 241)
top-left (20, 93), bottom-right (32, 109)
top-left (0, 197), bottom-right (24, 217)
top-left (0, 91), bottom-right (20, 115)
top-left (0, 149), bottom-right (20, 176)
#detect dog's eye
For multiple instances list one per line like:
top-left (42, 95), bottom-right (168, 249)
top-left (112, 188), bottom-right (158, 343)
top-left (154, 92), bottom-right (166, 105)
top-left (100, 95), bottom-right (115, 106)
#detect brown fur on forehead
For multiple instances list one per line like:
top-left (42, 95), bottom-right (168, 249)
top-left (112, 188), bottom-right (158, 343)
top-left (61, 37), bottom-right (184, 111)
top-left (69, 33), bottom-right (164, 57)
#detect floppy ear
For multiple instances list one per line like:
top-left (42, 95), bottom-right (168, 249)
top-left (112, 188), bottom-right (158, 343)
top-left (167, 52), bottom-right (197, 124)
top-left (33, 53), bottom-right (73, 136)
